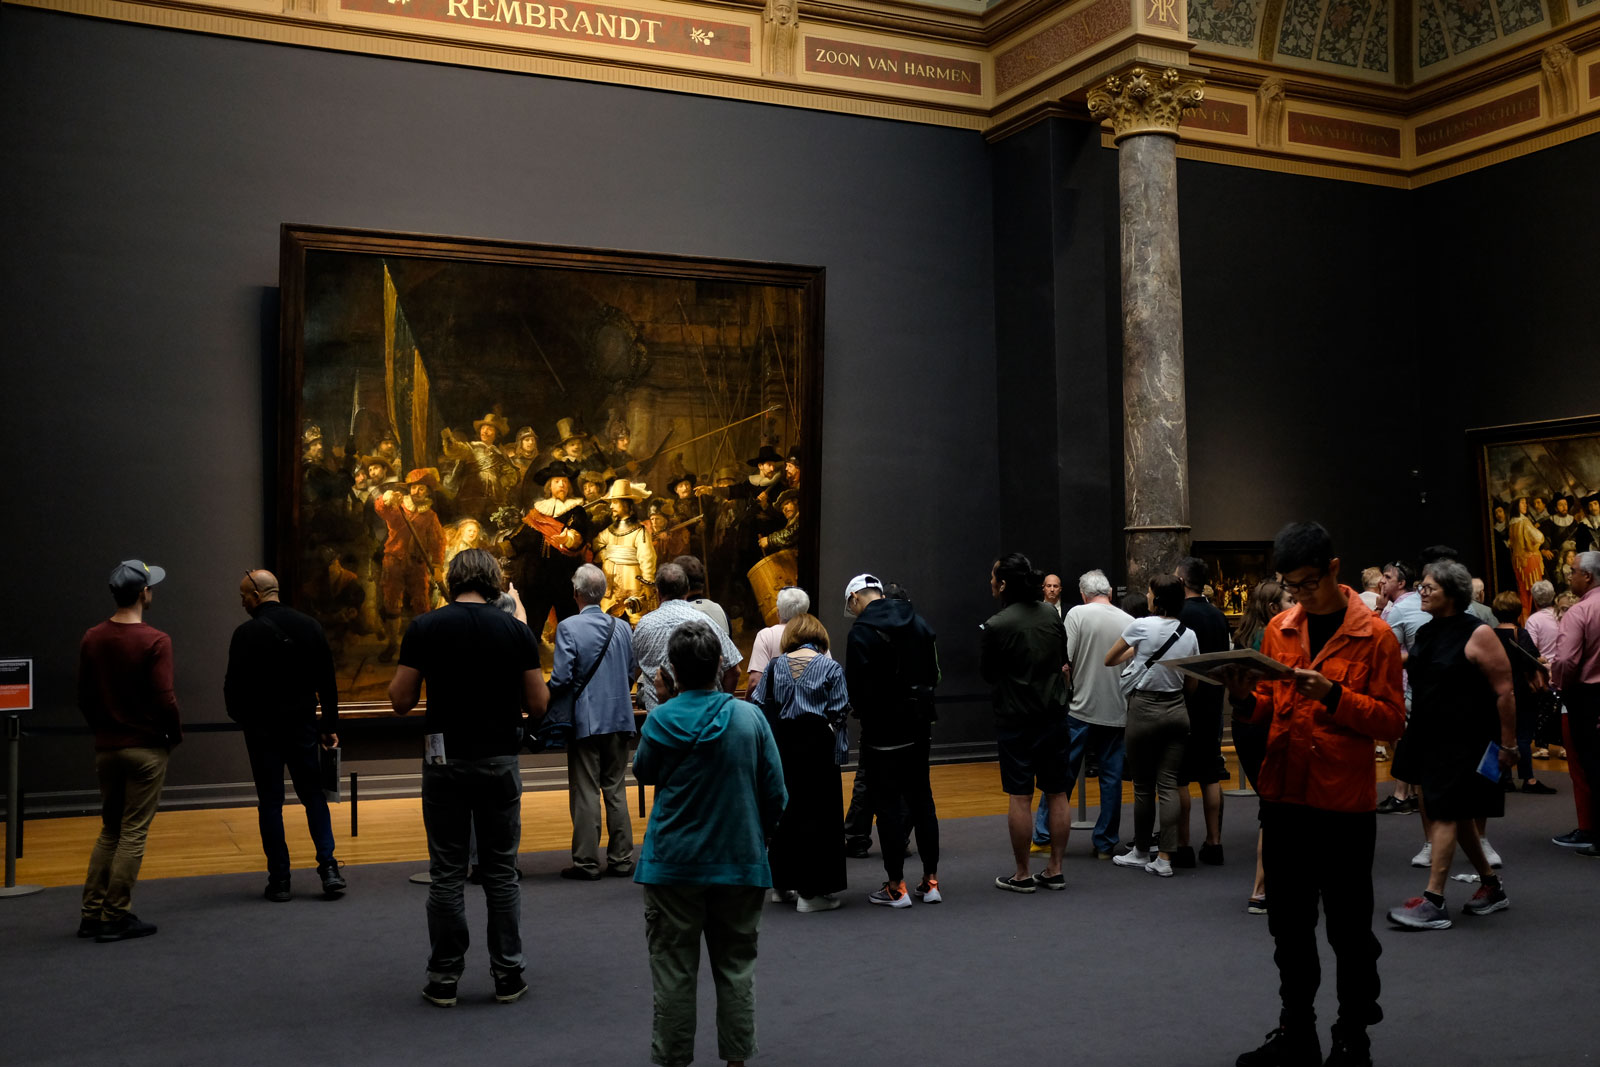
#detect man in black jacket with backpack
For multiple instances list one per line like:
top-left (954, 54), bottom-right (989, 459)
top-left (844, 574), bottom-right (942, 909)
top-left (225, 568), bottom-right (345, 902)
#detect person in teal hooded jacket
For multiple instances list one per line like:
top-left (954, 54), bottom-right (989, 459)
top-left (634, 618), bottom-right (787, 1067)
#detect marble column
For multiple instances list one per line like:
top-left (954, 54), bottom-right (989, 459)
top-left (1087, 67), bottom-right (1205, 595)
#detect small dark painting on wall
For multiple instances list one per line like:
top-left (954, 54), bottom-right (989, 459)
top-left (1470, 414), bottom-right (1600, 619)
top-left (1190, 541), bottom-right (1275, 618)
top-left (278, 225), bottom-right (824, 708)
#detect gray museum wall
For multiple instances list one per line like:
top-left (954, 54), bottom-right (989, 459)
top-left (0, 6), bottom-right (1000, 802)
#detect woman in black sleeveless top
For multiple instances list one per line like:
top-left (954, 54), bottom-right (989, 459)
top-left (1387, 561), bottom-right (1517, 931)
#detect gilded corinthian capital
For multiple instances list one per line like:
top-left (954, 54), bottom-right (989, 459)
top-left (1086, 67), bottom-right (1205, 143)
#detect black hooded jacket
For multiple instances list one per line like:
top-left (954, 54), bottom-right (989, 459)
top-left (845, 597), bottom-right (940, 749)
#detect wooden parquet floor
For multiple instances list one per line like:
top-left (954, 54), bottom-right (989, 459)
top-left (4, 751), bottom-right (1563, 889)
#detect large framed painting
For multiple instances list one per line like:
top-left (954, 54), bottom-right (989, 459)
top-left (1189, 540), bottom-right (1275, 618)
top-left (1470, 414), bottom-right (1600, 618)
top-left (278, 225), bottom-right (824, 708)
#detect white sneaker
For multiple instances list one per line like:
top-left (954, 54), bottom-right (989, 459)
top-left (1113, 848), bottom-right (1153, 869)
top-left (1481, 839), bottom-right (1503, 869)
top-left (1411, 842), bottom-right (1432, 868)
top-left (911, 878), bottom-right (942, 903)
top-left (1144, 856), bottom-right (1174, 878)
top-left (769, 888), bottom-right (797, 904)
top-left (796, 893), bottom-right (842, 913)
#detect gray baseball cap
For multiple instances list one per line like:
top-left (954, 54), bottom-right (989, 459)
top-left (109, 559), bottom-right (166, 596)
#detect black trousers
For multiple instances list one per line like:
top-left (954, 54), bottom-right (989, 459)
top-left (861, 740), bottom-right (938, 884)
top-left (1564, 684), bottom-right (1600, 830)
top-left (1260, 802), bottom-right (1382, 1029)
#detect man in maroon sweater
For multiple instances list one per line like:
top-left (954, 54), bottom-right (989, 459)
top-left (78, 559), bottom-right (182, 943)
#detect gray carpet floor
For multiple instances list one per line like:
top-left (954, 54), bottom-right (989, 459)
top-left (4, 775), bottom-right (1596, 1067)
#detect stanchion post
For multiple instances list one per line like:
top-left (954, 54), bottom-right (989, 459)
top-left (350, 771), bottom-right (359, 838)
top-left (1070, 762), bottom-right (1094, 830)
top-left (2, 713), bottom-right (43, 897)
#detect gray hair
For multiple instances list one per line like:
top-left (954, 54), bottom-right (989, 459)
top-left (1078, 569), bottom-right (1113, 599)
top-left (776, 587), bottom-right (811, 622)
top-left (655, 562), bottom-right (689, 601)
top-left (1531, 580), bottom-right (1556, 609)
top-left (667, 618), bottom-right (722, 689)
top-left (1579, 551), bottom-right (1600, 584)
top-left (1423, 560), bottom-right (1473, 613)
top-left (572, 563), bottom-right (607, 602)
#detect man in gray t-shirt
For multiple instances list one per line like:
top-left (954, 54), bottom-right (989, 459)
top-left (1032, 569), bottom-right (1134, 858)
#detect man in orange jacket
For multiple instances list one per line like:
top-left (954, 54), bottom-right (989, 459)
top-left (1225, 522), bottom-right (1406, 1067)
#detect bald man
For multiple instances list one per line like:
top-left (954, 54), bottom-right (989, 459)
top-left (224, 569), bottom-right (345, 901)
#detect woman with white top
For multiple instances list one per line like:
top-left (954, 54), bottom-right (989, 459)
top-left (1104, 574), bottom-right (1199, 877)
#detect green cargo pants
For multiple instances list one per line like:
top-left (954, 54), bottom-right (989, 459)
top-left (642, 883), bottom-right (765, 1067)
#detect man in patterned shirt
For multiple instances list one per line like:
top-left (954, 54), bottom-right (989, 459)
top-left (631, 562), bottom-right (743, 710)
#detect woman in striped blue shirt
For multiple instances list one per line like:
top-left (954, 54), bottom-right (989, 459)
top-left (753, 613), bottom-right (851, 912)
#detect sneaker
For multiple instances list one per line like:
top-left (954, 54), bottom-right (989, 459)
top-left (318, 861), bottom-right (346, 896)
top-left (797, 893), bottom-right (843, 913)
top-left (264, 879), bottom-right (292, 903)
top-left (1113, 847), bottom-right (1153, 868)
top-left (1410, 842), bottom-right (1432, 868)
top-left (1375, 795), bottom-right (1405, 815)
top-left (845, 839), bottom-right (872, 859)
top-left (1532, 746), bottom-right (1550, 758)
top-left (1093, 849), bottom-right (1114, 860)
top-left (1399, 795), bottom-right (1420, 814)
top-left (1247, 897), bottom-right (1268, 915)
top-left (559, 866), bottom-right (602, 881)
top-left (911, 877), bottom-right (942, 903)
top-left (768, 888), bottom-right (797, 904)
top-left (994, 874), bottom-right (1037, 893)
top-left (1032, 871), bottom-right (1066, 891)
top-left (1520, 780), bottom-right (1557, 795)
top-left (1171, 846), bottom-right (1197, 869)
top-left (493, 971), bottom-right (528, 1003)
top-left (1552, 828), bottom-right (1593, 848)
top-left (1324, 1024), bottom-right (1372, 1067)
top-left (1374, 745), bottom-right (1389, 762)
top-left (868, 880), bottom-right (912, 908)
top-left (1029, 840), bottom-right (1052, 855)
top-left (1462, 881), bottom-right (1509, 915)
top-left (1235, 1025), bottom-right (1322, 1067)
top-left (1387, 895), bottom-right (1452, 930)
top-left (1480, 839), bottom-right (1503, 869)
top-left (94, 915), bottom-right (158, 943)
top-left (1145, 856), bottom-right (1174, 878)
top-left (1199, 842), bottom-right (1225, 866)
top-left (76, 917), bottom-right (106, 939)
top-left (422, 980), bottom-right (458, 1007)
top-left (603, 863), bottom-right (635, 878)
top-left (1578, 844), bottom-right (1600, 859)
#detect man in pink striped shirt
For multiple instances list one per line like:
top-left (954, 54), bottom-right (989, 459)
top-left (1550, 551), bottom-right (1600, 859)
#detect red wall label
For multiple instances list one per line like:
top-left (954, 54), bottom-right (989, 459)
top-left (1286, 111), bottom-right (1401, 157)
top-left (0, 659), bottom-right (31, 711)
top-left (804, 37), bottom-right (982, 94)
top-left (1414, 87), bottom-right (1540, 156)
top-left (1182, 99), bottom-right (1249, 135)
top-left (340, 0), bottom-right (752, 62)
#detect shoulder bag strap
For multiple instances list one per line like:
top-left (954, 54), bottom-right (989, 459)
top-left (1130, 622), bottom-right (1187, 689)
top-left (570, 614), bottom-right (619, 702)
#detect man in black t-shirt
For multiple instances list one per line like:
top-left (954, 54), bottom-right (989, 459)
top-left (1176, 556), bottom-right (1231, 868)
top-left (389, 549), bottom-right (548, 1008)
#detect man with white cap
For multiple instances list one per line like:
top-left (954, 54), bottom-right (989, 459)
top-left (844, 573), bottom-right (942, 907)
top-left (77, 559), bottom-right (183, 943)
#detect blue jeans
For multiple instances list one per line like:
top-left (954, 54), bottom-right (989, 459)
top-left (421, 755), bottom-right (524, 981)
top-left (1032, 716), bottom-right (1125, 854)
top-left (244, 727), bottom-right (335, 881)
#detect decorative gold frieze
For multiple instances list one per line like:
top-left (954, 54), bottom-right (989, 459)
top-left (1086, 66), bottom-right (1205, 142)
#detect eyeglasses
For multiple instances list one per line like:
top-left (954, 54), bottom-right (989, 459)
top-left (1280, 572), bottom-right (1326, 594)
top-left (1416, 580), bottom-right (1442, 594)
